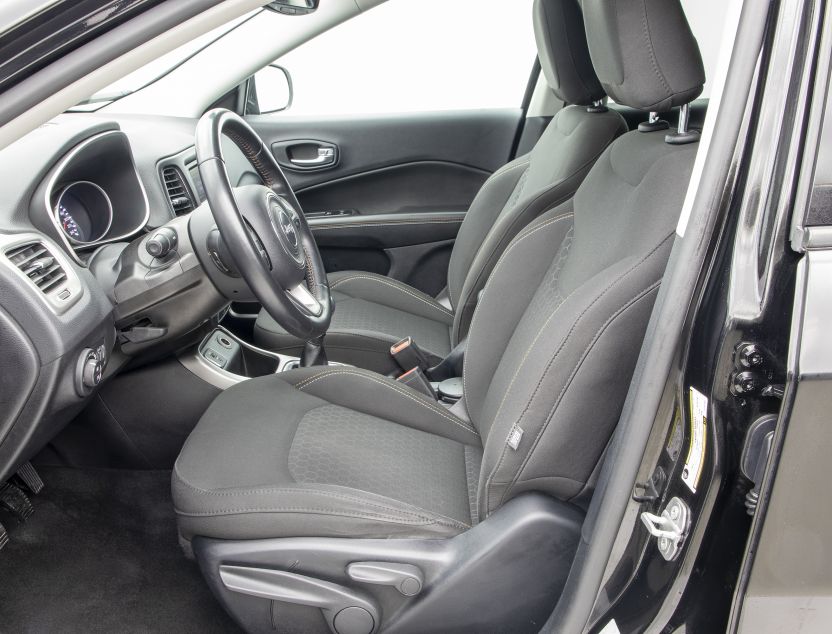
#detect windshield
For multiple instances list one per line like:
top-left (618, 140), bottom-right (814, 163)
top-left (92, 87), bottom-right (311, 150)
top-left (67, 11), bottom-right (258, 112)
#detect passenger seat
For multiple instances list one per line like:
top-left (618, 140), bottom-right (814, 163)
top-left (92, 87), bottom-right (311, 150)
top-left (253, 0), bottom-right (628, 373)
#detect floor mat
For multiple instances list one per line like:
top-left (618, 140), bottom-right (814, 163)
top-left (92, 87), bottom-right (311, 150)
top-left (0, 467), bottom-right (241, 633)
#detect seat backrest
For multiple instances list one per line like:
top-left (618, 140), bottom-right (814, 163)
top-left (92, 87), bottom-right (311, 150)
top-left (446, 0), bottom-right (628, 345)
top-left (463, 0), bottom-right (705, 520)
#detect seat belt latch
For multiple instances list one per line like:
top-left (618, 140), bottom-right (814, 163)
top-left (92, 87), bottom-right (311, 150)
top-left (391, 337), bottom-right (430, 373)
top-left (396, 367), bottom-right (437, 399)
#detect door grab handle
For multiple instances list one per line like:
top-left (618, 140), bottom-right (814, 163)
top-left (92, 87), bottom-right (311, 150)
top-left (290, 147), bottom-right (335, 166)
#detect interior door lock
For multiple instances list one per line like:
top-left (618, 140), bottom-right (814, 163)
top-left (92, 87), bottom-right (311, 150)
top-left (640, 496), bottom-right (691, 561)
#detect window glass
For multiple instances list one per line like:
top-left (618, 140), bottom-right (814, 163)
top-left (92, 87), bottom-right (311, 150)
top-left (273, 0), bottom-right (536, 116)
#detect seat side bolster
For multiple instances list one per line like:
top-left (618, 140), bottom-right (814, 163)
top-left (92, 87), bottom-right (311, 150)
top-left (328, 271), bottom-right (454, 325)
top-left (446, 155), bottom-right (532, 309)
top-left (283, 367), bottom-right (482, 446)
top-left (173, 471), bottom-right (469, 541)
top-left (451, 107), bottom-right (628, 344)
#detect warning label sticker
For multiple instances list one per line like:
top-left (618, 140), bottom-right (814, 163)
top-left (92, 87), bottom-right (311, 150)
top-left (682, 387), bottom-right (708, 494)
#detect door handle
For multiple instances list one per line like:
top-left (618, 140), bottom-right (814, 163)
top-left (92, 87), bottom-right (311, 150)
top-left (271, 139), bottom-right (339, 172)
top-left (290, 147), bottom-right (335, 166)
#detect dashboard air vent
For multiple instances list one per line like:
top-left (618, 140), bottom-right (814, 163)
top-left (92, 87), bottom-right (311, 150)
top-left (161, 166), bottom-right (195, 215)
top-left (7, 242), bottom-right (68, 294)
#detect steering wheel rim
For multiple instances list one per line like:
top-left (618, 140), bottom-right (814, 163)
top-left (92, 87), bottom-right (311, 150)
top-left (195, 108), bottom-right (332, 341)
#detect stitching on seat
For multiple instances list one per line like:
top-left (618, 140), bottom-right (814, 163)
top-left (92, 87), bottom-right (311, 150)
top-left (453, 186), bottom-right (581, 342)
top-left (294, 369), bottom-right (479, 436)
top-left (462, 213), bottom-right (574, 414)
top-left (447, 161), bottom-right (530, 309)
top-left (331, 274), bottom-right (453, 318)
top-left (174, 469), bottom-right (465, 524)
top-left (497, 279), bottom-right (663, 506)
top-left (296, 370), bottom-right (479, 436)
top-left (175, 506), bottom-right (469, 530)
top-left (292, 330), bottom-right (446, 361)
top-left (173, 470), bottom-right (470, 529)
top-left (312, 219), bottom-right (463, 232)
top-left (262, 326), bottom-right (446, 359)
top-left (641, 0), bottom-right (673, 101)
top-left (327, 332), bottom-right (446, 360)
top-left (454, 137), bottom-right (621, 342)
top-left (487, 158), bottom-right (531, 181)
top-left (481, 237), bottom-right (672, 515)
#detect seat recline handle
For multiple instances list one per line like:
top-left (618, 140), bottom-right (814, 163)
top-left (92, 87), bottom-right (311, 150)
top-left (346, 561), bottom-right (424, 596)
top-left (219, 565), bottom-right (379, 634)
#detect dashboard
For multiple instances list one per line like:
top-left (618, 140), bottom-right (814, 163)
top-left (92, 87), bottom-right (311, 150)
top-left (0, 112), bottom-right (260, 482)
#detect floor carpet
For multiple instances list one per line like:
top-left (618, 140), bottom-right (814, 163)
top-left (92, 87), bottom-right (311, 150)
top-left (0, 467), bottom-right (241, 633)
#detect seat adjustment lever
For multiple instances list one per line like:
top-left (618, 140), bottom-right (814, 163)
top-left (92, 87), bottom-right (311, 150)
top-left (347, 561), bottom-right (424, 596)
top-left (219, 565), bottom-right (380, 634)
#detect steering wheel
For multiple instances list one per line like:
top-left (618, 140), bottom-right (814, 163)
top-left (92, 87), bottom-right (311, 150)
top-left (195, 109), bottom-right (332, 343)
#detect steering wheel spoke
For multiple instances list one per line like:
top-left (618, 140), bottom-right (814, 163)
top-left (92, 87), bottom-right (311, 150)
top-left (287, 283), bottom-right (323, 317)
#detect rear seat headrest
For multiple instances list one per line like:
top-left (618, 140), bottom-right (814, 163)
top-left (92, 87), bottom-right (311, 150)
top-left (582, 0), bottom-right (705, 112)
top-left (533, 0), bottom-right (606, 106)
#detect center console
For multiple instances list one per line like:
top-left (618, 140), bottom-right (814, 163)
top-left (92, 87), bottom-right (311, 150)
top-left (179, 327), bottom-right (314, 390)
top-left (181, 327), bottom-right (466, 409)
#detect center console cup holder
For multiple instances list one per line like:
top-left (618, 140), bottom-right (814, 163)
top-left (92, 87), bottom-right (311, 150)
top-left (182, 327), bottom-right (348, 391)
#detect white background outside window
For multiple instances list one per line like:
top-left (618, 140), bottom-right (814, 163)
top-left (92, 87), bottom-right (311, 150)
top-left (268, 0), bottom-right (726, 118)
top-left (274, 0), bottom-right (537, 116)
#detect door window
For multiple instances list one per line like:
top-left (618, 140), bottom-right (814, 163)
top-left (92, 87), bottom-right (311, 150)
top-left (260, 0), bottom-right (536, 116)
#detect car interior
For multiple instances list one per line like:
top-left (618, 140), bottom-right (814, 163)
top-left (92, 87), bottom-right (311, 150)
top-left (0, 0), bottom-right (733, 632)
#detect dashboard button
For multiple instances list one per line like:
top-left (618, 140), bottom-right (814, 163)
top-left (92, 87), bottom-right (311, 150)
top-left (75, 348), bottom-right (104, 396)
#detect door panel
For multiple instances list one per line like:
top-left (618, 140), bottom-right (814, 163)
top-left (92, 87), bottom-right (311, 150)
top-left (247, 109), bottom-right (520, 292)
top-left (248, 109), bottom-right (520, 194)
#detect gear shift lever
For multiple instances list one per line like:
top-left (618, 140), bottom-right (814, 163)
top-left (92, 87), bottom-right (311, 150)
top-left (301, 335), bottom-right (327, 367)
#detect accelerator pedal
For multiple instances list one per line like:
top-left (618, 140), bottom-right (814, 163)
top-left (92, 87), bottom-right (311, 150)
top-left (0, 482), bottom-right (33, 522)
top-left (0, 521), bottom-right (8, 551)
top-left (14, 461), bottom-right (44, 495)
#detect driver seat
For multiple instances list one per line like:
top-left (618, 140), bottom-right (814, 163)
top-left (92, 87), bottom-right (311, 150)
top-left (253, 0), bottom-right (628, 373)
top-left (174, 0), bottom-right (705, 631)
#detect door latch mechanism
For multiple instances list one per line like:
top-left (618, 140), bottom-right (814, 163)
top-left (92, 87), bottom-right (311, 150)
top-left (640, 496), bottom-right (691, 561)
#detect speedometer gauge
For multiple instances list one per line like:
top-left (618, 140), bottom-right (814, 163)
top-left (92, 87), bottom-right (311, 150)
top-left (58, 203), bottom-right (83, 240)
top-left (54, 181), bottom-right (113, 244)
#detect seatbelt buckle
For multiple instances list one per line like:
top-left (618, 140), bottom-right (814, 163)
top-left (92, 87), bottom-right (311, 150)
top-left (390, 337), bottom-right (430, 373)
top-left (396, 367), bottom-right (437, 399)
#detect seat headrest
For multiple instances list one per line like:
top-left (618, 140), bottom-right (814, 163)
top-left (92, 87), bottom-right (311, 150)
top-left (582, 0), bottom-right (705, 112)
top-left (533, 0), bottom-right (605, 106)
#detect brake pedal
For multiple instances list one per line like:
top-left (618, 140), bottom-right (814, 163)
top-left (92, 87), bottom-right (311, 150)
top-left (14, 461), bottom-right (44, 495)
top-left (0, 482), bottom-right (34, 522)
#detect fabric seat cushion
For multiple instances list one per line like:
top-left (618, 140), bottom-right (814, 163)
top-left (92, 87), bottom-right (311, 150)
top-left (173, 367), bottom-right (482, 543)
top-left (254, 271), bottom-right (454, 373)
